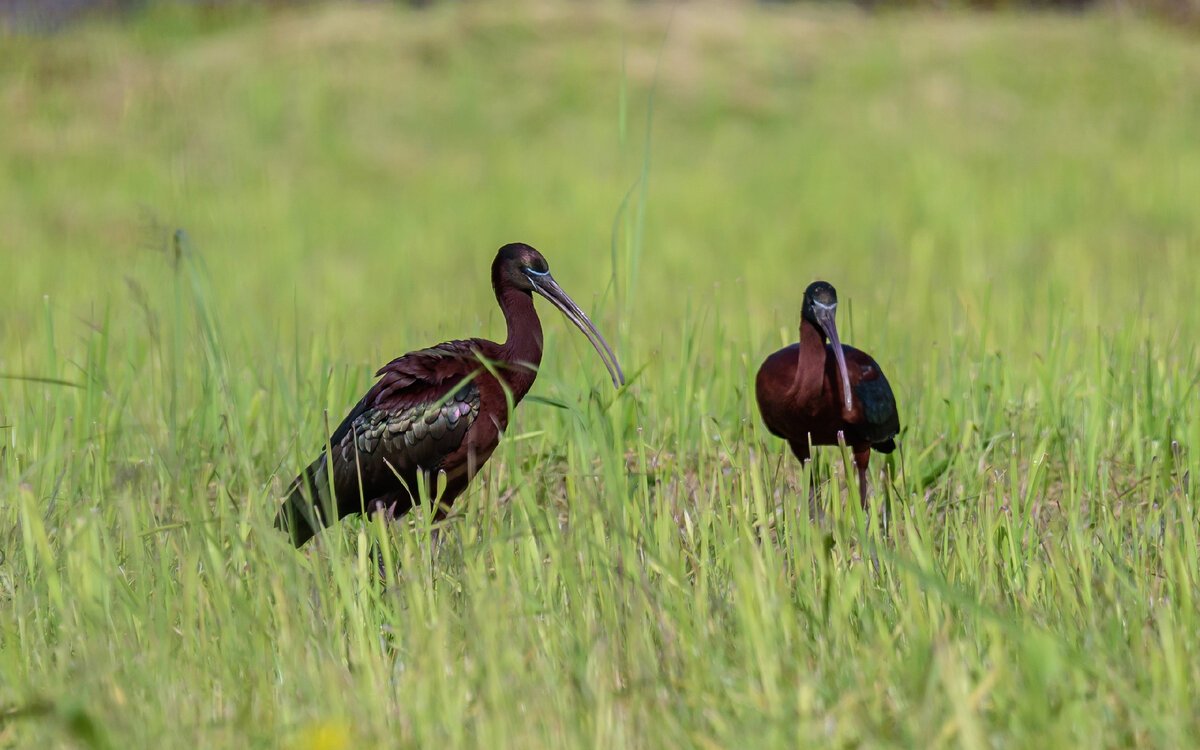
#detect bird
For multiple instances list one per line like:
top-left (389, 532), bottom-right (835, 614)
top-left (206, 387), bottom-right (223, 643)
top-left (755, 280), bottom-right (899, 509)
top-left (275, 242), bottom-right (624, 547)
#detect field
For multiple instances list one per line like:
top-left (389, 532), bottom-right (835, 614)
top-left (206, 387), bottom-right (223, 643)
top-left (2, 2), bottom-right (1200, 747)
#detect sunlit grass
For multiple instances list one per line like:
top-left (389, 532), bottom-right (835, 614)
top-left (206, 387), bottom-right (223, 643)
top-left (1, 2), bottom-right (1199, 747)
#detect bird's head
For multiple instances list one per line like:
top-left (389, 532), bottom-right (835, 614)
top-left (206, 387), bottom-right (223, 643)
top-left (801, 281), bottom-right (838, 336)
top-left (494, 242), bottom-right (551, 293)
top-left (492, 243), bottom-right (624, 388)
top-left (801, 280), bottom-right (852, 411)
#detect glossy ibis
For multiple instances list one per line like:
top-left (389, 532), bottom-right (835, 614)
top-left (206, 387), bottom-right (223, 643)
top-left (755, 281), bottom-right (899, 509)
top-left (275, 242), bottom-right (624, 546)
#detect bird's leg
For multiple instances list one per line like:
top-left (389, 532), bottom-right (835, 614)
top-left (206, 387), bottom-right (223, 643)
top-left (422, 470), bottom-right (458, 560)
top-left (852, 446), bottom-right (887, 574)
top-left (789, 438), bottom-right (823, 523)
top-left (852, 446), bottom-right (890, 537)
top-left (367, 494), bottom-right (410, 581)
top-left (853, 447), bottom-right (871, 512)
top-left (787, 439), bottom-right (813, 490)
top-left (808, 463), bottom-right (829, 526)
top-left (427, 508), bottom-right (449, 561)
top-left (835, 429), bottom-right (854, 518)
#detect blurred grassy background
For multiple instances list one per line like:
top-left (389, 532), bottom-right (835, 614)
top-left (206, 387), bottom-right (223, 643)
top-left (2, 2), bottom-right (1199, 747)
top-left (3, 3), bottom-right (1200, 360)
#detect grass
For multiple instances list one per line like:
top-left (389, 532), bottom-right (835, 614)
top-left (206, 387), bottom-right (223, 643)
top-left (2, 2), bottom-right (1199, 747)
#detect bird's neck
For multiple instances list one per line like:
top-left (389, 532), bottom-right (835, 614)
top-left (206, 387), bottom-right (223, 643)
top-left (496, 287), bottom-right (543, 401)
top-left (791, 318), bottom-right (826, 401)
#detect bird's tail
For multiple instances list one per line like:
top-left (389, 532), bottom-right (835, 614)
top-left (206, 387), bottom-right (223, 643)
top-left (274, 454), bottom-right (331, 547)
top-left (872, 438), bottom-right (897, 454)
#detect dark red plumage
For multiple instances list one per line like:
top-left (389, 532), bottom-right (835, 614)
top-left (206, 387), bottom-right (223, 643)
top-left (756, 281), bottom-right (899, 508)
top-left (276, 242), bottom-right (624, 546)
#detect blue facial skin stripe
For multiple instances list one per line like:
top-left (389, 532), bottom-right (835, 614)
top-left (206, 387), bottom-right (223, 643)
top-left (525, 268), bottom-right (550, 276)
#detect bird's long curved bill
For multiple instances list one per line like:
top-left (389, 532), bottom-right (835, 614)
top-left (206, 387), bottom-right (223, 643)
top-left (814, 304), bottom-right (853, 411)
top-left (529, 273), bottom-right (625, 387)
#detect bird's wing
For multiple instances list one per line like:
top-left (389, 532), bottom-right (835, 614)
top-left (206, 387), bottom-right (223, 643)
top-left (325, 340), bottom-right (486, 496)
top-left (276, 341), bottom-right (488, 544)
top-left (851, 362), bottom-right (900, 442)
